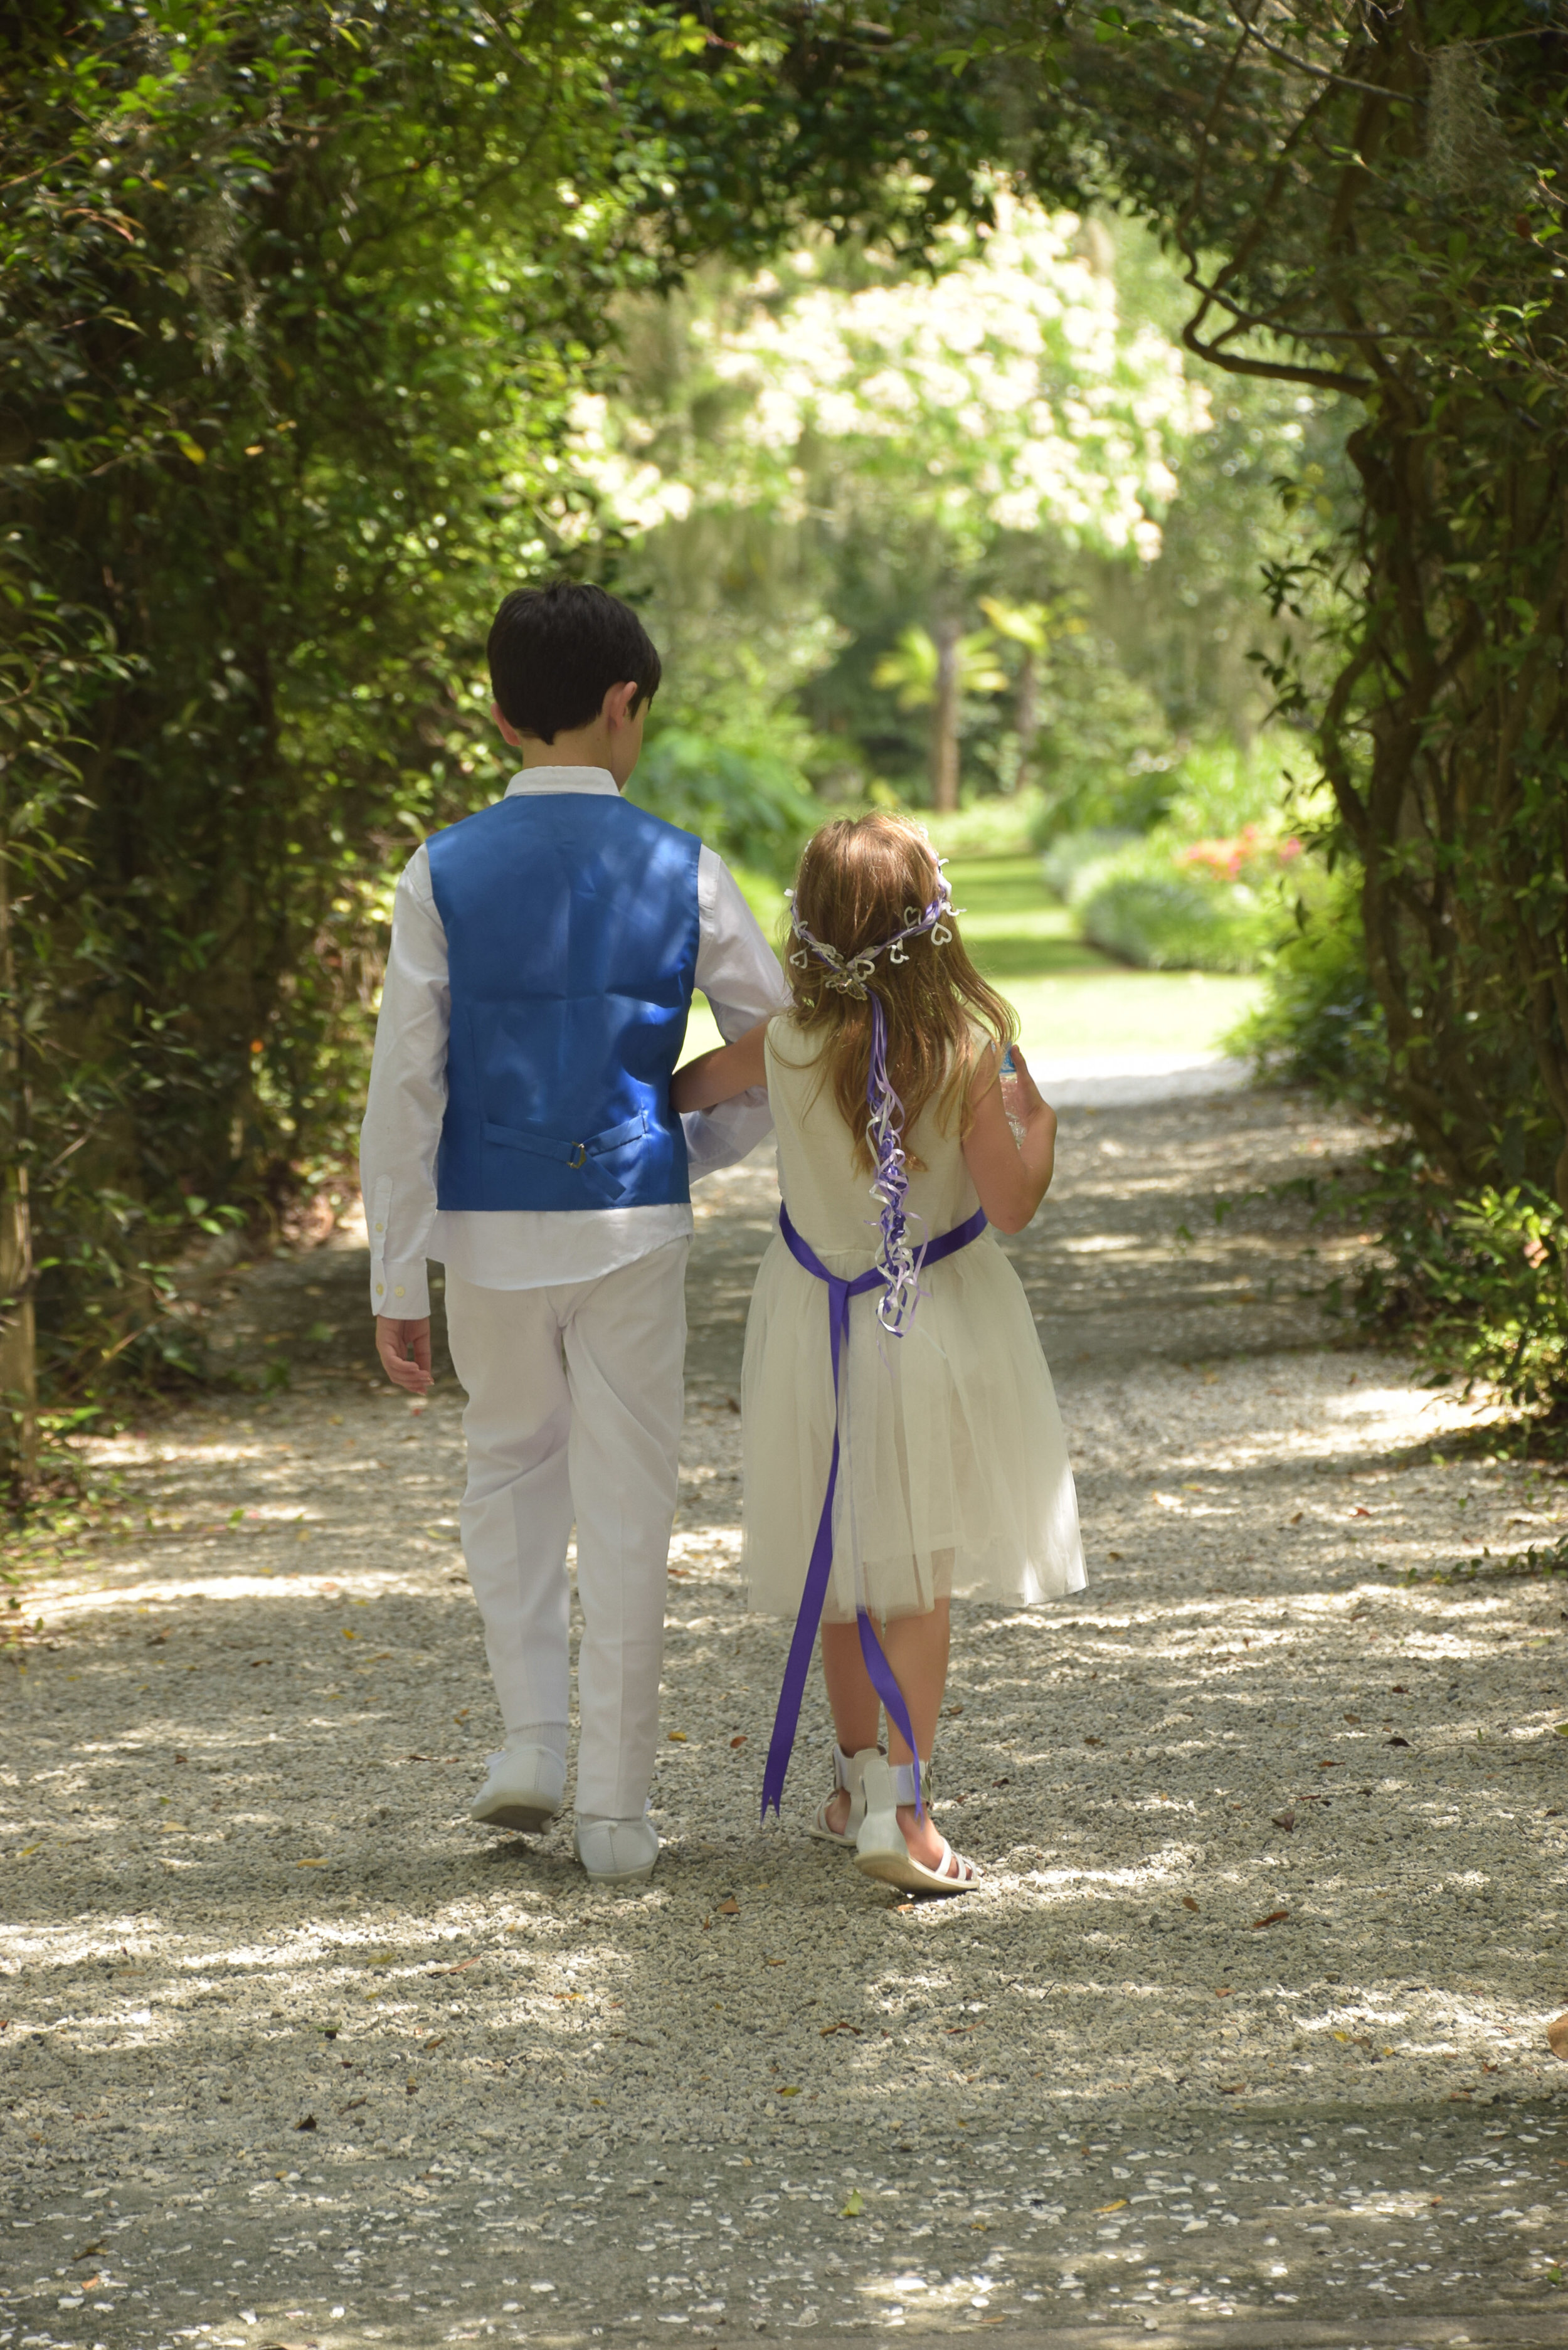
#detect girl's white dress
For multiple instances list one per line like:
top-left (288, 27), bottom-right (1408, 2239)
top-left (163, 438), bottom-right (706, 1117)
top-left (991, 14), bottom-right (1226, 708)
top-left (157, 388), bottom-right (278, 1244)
top-left (741, 1017), bottom-right (1086, 1624)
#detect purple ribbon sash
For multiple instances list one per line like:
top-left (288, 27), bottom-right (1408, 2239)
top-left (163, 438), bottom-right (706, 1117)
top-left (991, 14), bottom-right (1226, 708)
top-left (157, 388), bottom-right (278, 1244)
top-left (759, 1200), bottom-right (989, 1823)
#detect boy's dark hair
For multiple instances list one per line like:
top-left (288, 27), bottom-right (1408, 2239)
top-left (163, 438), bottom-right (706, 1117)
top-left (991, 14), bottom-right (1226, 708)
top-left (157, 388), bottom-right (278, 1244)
top-left (487, 581), bottom-right (661, 742)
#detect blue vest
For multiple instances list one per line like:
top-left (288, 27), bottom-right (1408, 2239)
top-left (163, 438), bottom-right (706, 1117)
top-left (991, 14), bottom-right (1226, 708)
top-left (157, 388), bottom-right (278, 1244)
top-left (426, 791), bottom-right (702, 1213)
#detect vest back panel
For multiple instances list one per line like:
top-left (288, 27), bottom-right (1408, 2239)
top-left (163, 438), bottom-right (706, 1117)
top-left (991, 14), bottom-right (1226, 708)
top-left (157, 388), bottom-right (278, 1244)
top-left (426, 793), bottom-right (702, 1212)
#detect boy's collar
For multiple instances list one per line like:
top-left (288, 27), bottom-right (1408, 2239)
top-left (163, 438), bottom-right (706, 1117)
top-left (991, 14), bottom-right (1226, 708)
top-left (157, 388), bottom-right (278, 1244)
top-left (503, 765), bottom-right (619, 798)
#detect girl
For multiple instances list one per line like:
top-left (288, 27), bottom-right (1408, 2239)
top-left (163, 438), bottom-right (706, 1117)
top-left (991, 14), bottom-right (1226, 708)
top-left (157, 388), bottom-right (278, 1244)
top-left (672, 814), bottom-right (1084, 1893)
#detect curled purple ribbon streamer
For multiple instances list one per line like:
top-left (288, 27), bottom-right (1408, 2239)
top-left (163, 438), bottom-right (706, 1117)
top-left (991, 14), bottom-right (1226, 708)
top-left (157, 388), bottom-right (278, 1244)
top-left (760, 1202), bottom-right (988, 1824)
top-left (866, 993), bottom-right (926, 1335)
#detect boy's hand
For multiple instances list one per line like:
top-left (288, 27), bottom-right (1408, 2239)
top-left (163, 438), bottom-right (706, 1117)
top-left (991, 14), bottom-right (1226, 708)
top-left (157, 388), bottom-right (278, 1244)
top-left (376, 1315), bottom-right (433, 1394)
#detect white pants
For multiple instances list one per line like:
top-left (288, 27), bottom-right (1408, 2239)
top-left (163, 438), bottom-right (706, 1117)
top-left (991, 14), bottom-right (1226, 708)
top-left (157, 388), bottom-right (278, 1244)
top-left (442, 1241), bottom-right (688, 1821)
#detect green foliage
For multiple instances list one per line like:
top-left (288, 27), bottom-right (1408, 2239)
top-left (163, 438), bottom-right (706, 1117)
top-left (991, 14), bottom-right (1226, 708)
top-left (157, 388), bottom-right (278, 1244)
top-left (0, 0), bottom-right (1008, 1452)
top-left (627, 725), bottom-right (820, 877)
top-left (1057, 734), bottom-right (1309, 971)
top-left (1360, 1182), bottom-right (1568, 1421)
top-left (575, 201), bottom-right (1261, 810)
top-left (1017, 4), bottom-right (1568, 1215)
top-left (1019, 621), bottom-right (1175, 835)
top-left (923, 792), bottom-right (1051, 861)
top-left (872, 627), bottom-right (1007, 711)
top-left (1074, 852), bottom-right (1285, 974)
top-left (965, 0), bottom-right (1568, 1408)
top-left (1227, 863), bottom-right (1389, 1103)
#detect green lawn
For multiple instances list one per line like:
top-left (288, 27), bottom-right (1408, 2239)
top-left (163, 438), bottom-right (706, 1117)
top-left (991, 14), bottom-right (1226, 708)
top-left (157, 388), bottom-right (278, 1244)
top-left (679, 852), bottom-right (1262, 1064)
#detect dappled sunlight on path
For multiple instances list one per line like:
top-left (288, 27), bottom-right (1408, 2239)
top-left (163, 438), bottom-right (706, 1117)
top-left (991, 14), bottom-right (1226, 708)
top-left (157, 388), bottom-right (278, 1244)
top-left (4, 1086), bottom-right (1567, 2345)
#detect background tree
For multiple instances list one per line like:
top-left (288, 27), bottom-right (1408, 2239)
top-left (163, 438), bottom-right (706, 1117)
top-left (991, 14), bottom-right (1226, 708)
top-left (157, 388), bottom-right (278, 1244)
top-left (871, 623), bottom-right (1008, 808)
top-left (573, 197), bottom-right (1225, 812)
top-left (997, 6), bottom-right (1568, 1217)
top-left (0, 0), bottom-right (999, 1476)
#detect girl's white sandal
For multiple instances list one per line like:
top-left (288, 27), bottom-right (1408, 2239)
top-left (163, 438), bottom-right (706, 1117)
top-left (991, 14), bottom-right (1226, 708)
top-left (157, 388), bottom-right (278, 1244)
top-left (805, 1744), bottom-right (879, 1848)
top-left (852, 1754), bottom-right (980, 1897)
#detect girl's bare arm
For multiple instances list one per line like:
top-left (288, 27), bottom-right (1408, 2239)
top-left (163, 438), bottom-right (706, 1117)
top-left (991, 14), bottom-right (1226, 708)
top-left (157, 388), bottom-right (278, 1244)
top-left (961, 1042), bottom-right (1057, 1234)
top-left (670, 1017), bottom-right (770, 1113)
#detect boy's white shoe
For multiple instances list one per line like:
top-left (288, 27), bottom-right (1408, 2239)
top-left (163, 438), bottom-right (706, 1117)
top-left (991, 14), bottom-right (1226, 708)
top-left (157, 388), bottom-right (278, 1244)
top-left (575, 1813), bottom-right (660, 1884)
top-left (469, 1739), bottom-right (566, 1834)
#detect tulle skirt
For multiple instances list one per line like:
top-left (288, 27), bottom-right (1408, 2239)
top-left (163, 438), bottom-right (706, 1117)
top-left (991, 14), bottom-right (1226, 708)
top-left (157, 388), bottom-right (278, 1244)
top-left (741, 1227), bottom-right (1086, 1623)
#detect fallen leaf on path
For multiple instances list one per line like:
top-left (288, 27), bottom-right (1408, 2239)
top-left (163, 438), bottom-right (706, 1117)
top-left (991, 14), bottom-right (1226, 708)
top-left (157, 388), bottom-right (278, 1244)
top-left (729, 1735), bottom-right (746, 1748)
top-left (1271, 1810), bottom-right (1296, 1831)
top-left (1387, 1735), bottom-right (1410, 1747)
top-left (1084, 1735), bottom-right (1103, 1748)
top-left (840, 2189), bottom-right (864, 2216)
top-left (1251, 1908), bottom-right (1290, 1929)
top-left (821, 2021), bottom-right (861, 2036)
top-left (667, 1730), bottom-right (688, 1743)
top-left (1182, 1895), bottom-right (1200, 1912)
top-left (72, 2243), bottom-right (105, 2262)
top-left (1318, 1759), bottom-right (1345, 1769)
top-left (432, 1956), bottom-right (479, 1975)
top-left (1095, 2199), bottom-right (1128, 2214)
top-left (1548, 2013), bottom-right (1568, 2061)
top-left (716, 1898), bottom-right (739, 1915)
top-left (1351, 1506), bottom-right (1372, 1517)
top-left (778, 2085), bottom-right (802, 2097)
top-left (295, 2114), bottom-right (317, 2130)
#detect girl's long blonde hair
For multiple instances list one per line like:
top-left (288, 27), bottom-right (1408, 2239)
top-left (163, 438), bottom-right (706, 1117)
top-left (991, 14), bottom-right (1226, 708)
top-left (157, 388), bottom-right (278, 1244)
top-left (784, 813), bottom-right (1015, 1173)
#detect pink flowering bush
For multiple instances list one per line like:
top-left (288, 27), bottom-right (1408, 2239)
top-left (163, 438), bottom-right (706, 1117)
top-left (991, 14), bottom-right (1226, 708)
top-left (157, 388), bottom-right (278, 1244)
top-left (1176, 826), bottom-right (1304, 883)
top-left (1063, 737), bottom-right (1311, 971)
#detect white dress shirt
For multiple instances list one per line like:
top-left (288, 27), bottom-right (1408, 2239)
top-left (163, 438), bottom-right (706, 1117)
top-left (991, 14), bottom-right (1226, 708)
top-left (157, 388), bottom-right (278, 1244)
top-left (359, 766), bottom-right (788, 1316)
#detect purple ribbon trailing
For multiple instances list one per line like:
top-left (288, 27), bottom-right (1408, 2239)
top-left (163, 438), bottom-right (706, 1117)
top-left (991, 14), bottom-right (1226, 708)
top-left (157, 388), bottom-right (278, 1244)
top-left (759, 1200), bottom-right (988, 1824)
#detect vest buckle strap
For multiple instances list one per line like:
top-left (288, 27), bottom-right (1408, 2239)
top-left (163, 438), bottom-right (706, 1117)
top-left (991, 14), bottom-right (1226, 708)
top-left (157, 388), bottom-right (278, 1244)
top-left (481, 1107), bottom-right (653, 1165)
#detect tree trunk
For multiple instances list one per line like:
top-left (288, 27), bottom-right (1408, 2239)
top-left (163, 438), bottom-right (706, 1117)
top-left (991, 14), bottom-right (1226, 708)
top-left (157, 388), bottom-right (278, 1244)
top-left (931, 613), bottom-right (960, 813)
top-left (0, 845), bottom-right (37, 1492)
top-left (1012, 648), bottom-right (1039, 796)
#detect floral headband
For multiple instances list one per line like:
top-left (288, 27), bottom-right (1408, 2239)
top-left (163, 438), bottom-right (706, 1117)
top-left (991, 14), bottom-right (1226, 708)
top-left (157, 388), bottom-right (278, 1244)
top-left (785, 860), bottom-right (956, 999)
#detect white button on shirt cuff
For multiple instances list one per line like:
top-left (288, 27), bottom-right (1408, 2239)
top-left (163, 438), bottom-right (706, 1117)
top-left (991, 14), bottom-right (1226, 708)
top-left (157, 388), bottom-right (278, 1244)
top-left (373, 1261), bottom-right (431, 1319)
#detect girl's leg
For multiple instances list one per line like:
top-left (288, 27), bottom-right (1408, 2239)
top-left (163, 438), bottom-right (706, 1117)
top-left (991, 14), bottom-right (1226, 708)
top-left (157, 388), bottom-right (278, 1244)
top-left (819, 1620), bottom-right (881, 1836)
top-left (880, 1599), bottom-right (952, 1872)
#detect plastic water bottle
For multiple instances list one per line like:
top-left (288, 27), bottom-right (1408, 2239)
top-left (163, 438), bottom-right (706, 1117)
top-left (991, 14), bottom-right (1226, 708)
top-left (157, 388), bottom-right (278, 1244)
top-left (1000, 1045), bottom-right (1027, 1145)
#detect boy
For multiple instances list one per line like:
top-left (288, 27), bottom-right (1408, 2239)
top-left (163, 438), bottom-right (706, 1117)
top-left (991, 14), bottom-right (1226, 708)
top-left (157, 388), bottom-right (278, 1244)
top-left (360, 581), bottom-right (785, 1882)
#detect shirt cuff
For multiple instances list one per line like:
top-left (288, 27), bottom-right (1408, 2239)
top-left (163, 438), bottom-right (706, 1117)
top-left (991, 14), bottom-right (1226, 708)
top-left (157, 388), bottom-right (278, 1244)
top-left (371, 1259), bottom-right (431, 1319)
top-left (683, 1089), bottom-right (775, 1180)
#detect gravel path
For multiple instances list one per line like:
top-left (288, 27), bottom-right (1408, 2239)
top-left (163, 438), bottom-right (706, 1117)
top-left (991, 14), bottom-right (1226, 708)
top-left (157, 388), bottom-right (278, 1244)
top-left (5, 1082), bottom-right (1568, 2350)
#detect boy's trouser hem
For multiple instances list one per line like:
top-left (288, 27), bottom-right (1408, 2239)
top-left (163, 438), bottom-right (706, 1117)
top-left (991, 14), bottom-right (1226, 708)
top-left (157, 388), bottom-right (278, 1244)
top-left (443, 1241), bottom-right (687, 1821)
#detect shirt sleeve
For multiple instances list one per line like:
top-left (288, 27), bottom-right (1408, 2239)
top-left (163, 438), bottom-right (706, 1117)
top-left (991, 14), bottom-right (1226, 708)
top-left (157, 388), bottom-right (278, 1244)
top-left (683, 847), bottom-right (792, 1180)
top-left (358, 845), bottom-right (449, 1319)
